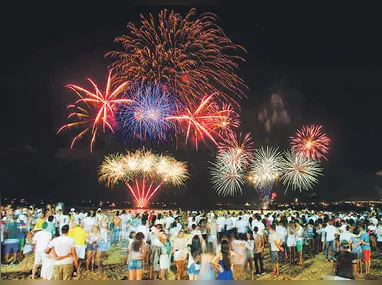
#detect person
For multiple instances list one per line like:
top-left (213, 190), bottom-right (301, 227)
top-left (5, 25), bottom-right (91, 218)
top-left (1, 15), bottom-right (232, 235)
top-left (159, 232), bottom-right (171, 280)
top-left (231, 234), bottom-right (251, 280)
top-left (358, 225), bottom-right (371, 274)
top-left (367, 221), bottom-right (377, 250)
top-left (269, 224), bottom-right (284, 276)
top-left (287, 221), bottom-right (296, 264)
top-left (295, 221), bottom-right (304, 264)
top-left (377, 220), bottom-right (382, 253)
top-left (216, 214), bottom-right (226, 240)
top-left (333, 240), bottom-right (358, 280)
top-left (32, 222), bottom-right (52, 279)
top-left (111, 211), bottom-right (122, 246)
top-left (3, 216), bottom-right (21, 265)
top-left (211, 239), bottom-right (242, 280)
top-left (349, 228), bottom-right (363, 274)
top-left (68, 222), bottom-right (86, 274)
top-left (187, 234), bottom-right (203, 280)
top-left (172, 231), bottom-right (188, 280)
top-left (45, 215), bottom-right (56, 237)
top-left (148, 229), bottom-right (162, 280)
top-left (253, 226), bottom-right (265, 275)
top-left (245, 232), bottom-right (255, 279)
top-left (127, 232), bottom-right (146, 280)
top-left (324, 220), bottom-right (338, 261)
top-left (41, 251), bottom-right (55, 280)
top-left (44, 225), bottom-right (78, 280)
top-left (199, 241), bottom-right (216, 280)
top-left (96, 222), bottom-right (109, 273)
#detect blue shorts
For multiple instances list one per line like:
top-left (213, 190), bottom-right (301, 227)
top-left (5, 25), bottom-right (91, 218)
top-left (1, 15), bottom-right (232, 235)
top-left (4, 242), bottom-right (20, 254)
top-left (271, 251), bottom-right (279, 264)
top-left (97, 241), bottom-right (108, 251)
top-left (188, 263), bottom-right (200, 275)
top-left (128, 259), bottom-right (143, 270)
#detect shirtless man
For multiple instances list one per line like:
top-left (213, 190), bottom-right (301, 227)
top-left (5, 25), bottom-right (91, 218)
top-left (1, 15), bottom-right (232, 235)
top-left (111, 211), bottom-right (122, 246)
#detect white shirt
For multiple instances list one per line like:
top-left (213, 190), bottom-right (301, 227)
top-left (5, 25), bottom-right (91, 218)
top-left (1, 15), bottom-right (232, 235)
top-left (377, 225), bottom-right (382, 242)
top-left (340, 231), bottom-right (355, 242)
top-left (48, 236), bottom-right (75, 265)
top-left (276, 225), bottom-right (288, 242)
top-left (216, 217), bottom-right (226, 232)
top-left (225, 218), bottom-right (234, 230)
top-left (295, 227), bottom-right (304, 241)
top-left (33, 230), bottom-right (52, 252)
top-left (370, 217), bottom-right (378, 226)
top-left (165, 216), bottom-right (174, 230)
top-left (325, 225), bottom-right (338, 241)
top-left (135, 225), bottom-right (149, 241)
top-left (252, 220), bottom-right (265, 235)
top-left (237, 219), bottom-right (248, 233)
top-left (83, 217), bottom-right (97, 231)
top-left (269, 231), bottom-right (282, 251)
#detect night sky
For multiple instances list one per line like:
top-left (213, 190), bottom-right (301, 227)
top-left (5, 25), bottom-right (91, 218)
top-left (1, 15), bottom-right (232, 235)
top-left (2, 3), bottom-right (382, 207)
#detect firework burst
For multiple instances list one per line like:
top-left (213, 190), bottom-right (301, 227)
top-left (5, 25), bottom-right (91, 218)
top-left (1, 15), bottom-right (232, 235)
top-left (280, 151), bottom-right (323, 192)
top-left (57, 71), bottom-right (131, 152)
top-left (218, 132), bottom-right (254, 165)
top-left (248, 146), bottom-right (283, 189)
top-left (99, 149), bottom-right (188, 207)
top-left (116, 84), bottom-right (177, 145)
top-left (107, 8), bottom-right (246, 108)
top-left (165, 93), bottom-right (232, 150)
top-left (290, 125), bottom-right (331, 160)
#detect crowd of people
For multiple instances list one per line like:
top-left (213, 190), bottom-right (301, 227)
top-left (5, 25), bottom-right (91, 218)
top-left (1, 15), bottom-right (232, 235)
top-left (1, 203), bottom-right (381, 280)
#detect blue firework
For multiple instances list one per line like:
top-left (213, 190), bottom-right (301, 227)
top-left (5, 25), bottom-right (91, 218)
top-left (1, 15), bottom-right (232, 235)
top-left (116, 84), bottom-right (178, 144)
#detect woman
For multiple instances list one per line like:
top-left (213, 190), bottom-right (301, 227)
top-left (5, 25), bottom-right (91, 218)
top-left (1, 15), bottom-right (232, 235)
top-left (295, 221), bottom-right (304, 264)
top-left (159, 232), bottom-right (171, 280)
top-left (212, 239), bottom-right (242, 280)
top-left (245, 232), bottom-right (255, 279)
top-left (199, 241), bottom-right (216, 280)
top-left (172, 231), bottom-right (188, 280)
top-left (187, 234), bottom-right (203, 280)
top-left (96, 223), bottom-right (109, 273)
top-left (86, 225), bottom-right (100, 271)
top-left (127, 232), bottom-right (146, 280)
top-left (231, 234), bottom-right (251, 280)
top-left (148, 229), bottom-right (162, 280)
top-left (287, 221), bottom-right (296, 264)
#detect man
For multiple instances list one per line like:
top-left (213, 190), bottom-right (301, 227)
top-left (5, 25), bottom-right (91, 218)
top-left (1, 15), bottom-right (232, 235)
top-left (32, 222), bottom-right (52, 279)
top-left (68, 222), bottom-right (86, 273)
top-left (225, 214), bottom-right (234, 237)
top-left (253, 226), bottom-right (265, 275)
top-left (164, 212), bottom-right (174, 234)
top-left (252, 215), bottom-right (265, 236)
top-left (111, 211), bottom-right (122, 246)
top-left (377, 220), bottom-right (382, 253)
top-left (324, 220), bottom-right (338, 261)
top-left (45, 215), bottom-right (57, 237)
top-left (45, 225), bottom-right (78, 280)
top-left (3, 216), bottom-right (21, 265)
top-left (236, 216), bottom-right (248, 238)
top-left (269, 224), bottom-right (284, 276)
top-left (333, 240), bottom-right (357, 280)
top-left (340, 226), bottom-right (354, 243)
top-left (216, 214), bottom-right (226, 240)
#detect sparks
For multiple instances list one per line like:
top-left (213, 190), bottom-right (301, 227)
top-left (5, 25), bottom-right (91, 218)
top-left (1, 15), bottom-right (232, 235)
top-left (57, 71), bottom-right (132, 152)
top-left (290, 125), bottom-right (331, 160)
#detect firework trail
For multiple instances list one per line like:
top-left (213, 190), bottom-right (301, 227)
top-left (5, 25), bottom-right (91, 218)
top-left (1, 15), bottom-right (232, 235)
top-left (116, 84), bottom-right (177, 145)
top-left (290, 125), bottom-right (331, 160)
top-left (280, 151), bottom-right (323, 192)
top-left (99, 149), bottom-right (188, 208)
top-left (57, 71), bottom-right (131, 152)
top-left (218, 132), bottom-right (254, 165)
top-left (107, 8), bottom-right (246, 108)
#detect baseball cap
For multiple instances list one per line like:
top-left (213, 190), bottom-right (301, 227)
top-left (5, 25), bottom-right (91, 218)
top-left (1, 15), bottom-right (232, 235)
top-left (341, 239), bottom-right (349, 246)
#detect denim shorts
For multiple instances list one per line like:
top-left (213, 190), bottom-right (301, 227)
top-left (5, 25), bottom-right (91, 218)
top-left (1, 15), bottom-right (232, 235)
top-left (4, 242), bottom-right (20, 254)
top-left (271, 251), bottom-right (279, 264)
top-left (128, 259), bottom-right (143, 270)
top-left (188, 263), bottom-right (200, 275)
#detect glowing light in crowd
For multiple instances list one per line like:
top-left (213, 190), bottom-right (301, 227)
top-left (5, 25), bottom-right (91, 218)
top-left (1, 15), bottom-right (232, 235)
top-left (57, 71), bottom-right (131, 152)
top-left (99, 149), bottom-right (188, 208)
top-left (280, 151), bottom-right (323, 192)
top-left (106, 8), bottom-right (246, 108)
top-left (248, 146), bottom-right (283, 188)
top-left (290, 125), bottom-right (331, 160)
top-left (116, 84), bottom-right (177, 145)
top-left (165, 93), bottom-right (231, 150)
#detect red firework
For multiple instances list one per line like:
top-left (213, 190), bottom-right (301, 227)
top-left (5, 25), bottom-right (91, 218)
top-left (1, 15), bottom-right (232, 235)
top-left (290, 125), bottom-right (331, 160)
top-left (57, 71), bottom-right (131, 152)
top-left (165, 93), bottom-right (232, 150)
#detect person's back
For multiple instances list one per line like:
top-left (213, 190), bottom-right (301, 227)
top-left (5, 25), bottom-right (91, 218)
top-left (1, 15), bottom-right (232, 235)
top-left (69, 226), bottom-right (86, 245)
top-left (34, 230), bottom-right (52, 251)
top-left (334, 250), bottom-right (356, 279)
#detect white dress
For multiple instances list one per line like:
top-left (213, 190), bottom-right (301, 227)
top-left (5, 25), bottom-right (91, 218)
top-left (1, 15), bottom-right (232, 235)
top-left (287, 228), bottom-right (296, 247)
top-left (41, 253), bottom-right (55, 280)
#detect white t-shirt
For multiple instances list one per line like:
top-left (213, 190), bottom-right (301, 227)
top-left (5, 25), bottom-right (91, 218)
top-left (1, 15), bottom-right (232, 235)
top-left (325, 225), bottom-right (338, 241)
top-left (269, 231), bottom-right (282, 251)
top-left (165, 216), bottom-right (174, 229)
top-left (83, 217), bottom-right (97, 231)
top-left (48, 236), bottom-right (75, 265)
top-left (340, 231), bottom-right (355, 242)
top-left (252, 220), bottom-right (265, 235)
top-left (33, 230), bottom-right (52, 252)
top-left (237, 219), bottom-right (248, 233)
top-left (225, 218), bottom-right (234, 230)
top-left (370, 217), bottom-right (378, 226)
top-left (367, 225), bottom-right (377, 233)
top-left (377, 225), bottom-right (382, 242)
top-left (276, 225), bottom-right (288, 243)
top-left (216, 217), bottom-right (226, 232)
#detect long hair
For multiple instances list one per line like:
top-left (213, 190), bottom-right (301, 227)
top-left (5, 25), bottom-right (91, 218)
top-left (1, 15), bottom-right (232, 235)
top-left (221, 240), bottom-right (231, 271)
top-left (190, 235), bottom-right (202, 261)
top-left (131, 232), bottom-right (145, 252)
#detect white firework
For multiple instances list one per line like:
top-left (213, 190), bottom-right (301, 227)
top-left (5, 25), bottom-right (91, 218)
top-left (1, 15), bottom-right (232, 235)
top-left (280, 151), bottom-right (323, 192)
